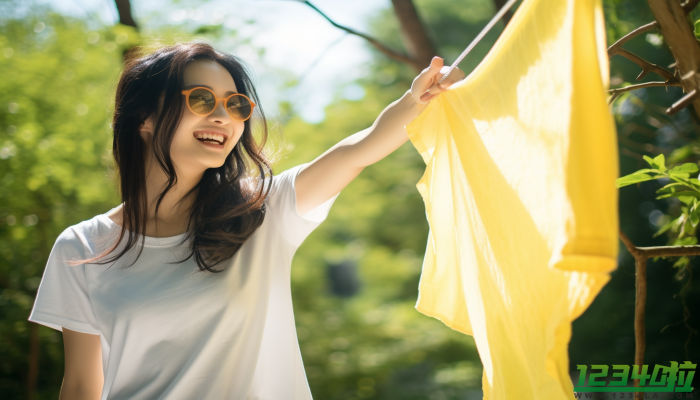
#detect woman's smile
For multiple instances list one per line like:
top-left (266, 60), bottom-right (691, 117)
top-left (193, 129), bottom-right (229, 148)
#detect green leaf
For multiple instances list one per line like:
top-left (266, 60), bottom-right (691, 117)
top-left (656, 191), bottom-right (700, 200)
top-left (654, 154), bottom-right (666, 172)
top-left (669, 172), bottom-right (690, 179)
top-left (657, 182), bottom-right (685, 194)
top-left (672, 236), bottom-right (698, 246)
top-left (681, 195), bottom-right (700, 204)
top-left (652, 215), bottom-right (681, 238)
top-left (643, 154), bottom-right (667, 172)
top-left (660, 182), bottom-right (686, 190)
top-left (616, 173), bottom-right (654, 188)
top-left (667, 145), bottom-right (695, 164)
top-left (669, 163), bottom-right (699, 174)
top-left (629, 168), bottom-right (656, 174)
top-left (669, 174), bottom-right (694, 186)
top-left (673, 256), bottom-right (690, 271)
top-left (691, 210), bottom-right (699, 227)
top-left (695, 19), bottom-right (700, 38)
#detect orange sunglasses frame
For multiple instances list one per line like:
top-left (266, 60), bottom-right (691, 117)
top-left (181, 87), bottom-right (257, 122)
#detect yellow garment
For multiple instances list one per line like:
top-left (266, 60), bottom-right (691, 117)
top-left (404, 0), bottom-right (619, 398)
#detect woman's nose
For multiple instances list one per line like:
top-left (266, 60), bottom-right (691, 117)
top-left (208, 99), bottom-right (231, 123)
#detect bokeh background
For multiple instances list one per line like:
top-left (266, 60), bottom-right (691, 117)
top-left (1, 0), bottom-right (699, 399)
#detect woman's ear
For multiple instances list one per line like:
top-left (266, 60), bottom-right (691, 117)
top-left (139, 114), bottom-right (155, 144)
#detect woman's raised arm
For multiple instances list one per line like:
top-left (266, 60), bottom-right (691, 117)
top-left (295, 56), bottom-right (465, 216)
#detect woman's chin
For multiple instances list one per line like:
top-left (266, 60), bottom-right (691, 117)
top-left (202, 158), bottom-right (227, 170)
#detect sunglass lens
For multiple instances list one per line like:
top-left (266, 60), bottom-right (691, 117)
top-left (226, 95), bottom-right (252, 121)
top-left (188, 88), bottom-right (216, 115)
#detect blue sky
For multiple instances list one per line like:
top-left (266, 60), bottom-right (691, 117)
top-left (42, 0), bottom-right (392, 123)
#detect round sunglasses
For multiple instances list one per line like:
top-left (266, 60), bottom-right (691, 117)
top-left (181, 87), bottom-right (256, 122)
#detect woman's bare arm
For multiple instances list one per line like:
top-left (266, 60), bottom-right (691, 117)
top-left (295, 57), bottom-right (465, 217)
top-left (60, 328), bottom-right (103, 400)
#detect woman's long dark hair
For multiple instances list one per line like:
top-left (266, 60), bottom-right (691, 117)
top-left (72, 41), bottom-right (281, 273)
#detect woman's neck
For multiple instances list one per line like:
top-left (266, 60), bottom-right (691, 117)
top-left (108, 152), bottom-right (204, 238)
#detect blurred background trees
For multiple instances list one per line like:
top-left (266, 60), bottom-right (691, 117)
top-left (0, 0), bottom-right (698, 399)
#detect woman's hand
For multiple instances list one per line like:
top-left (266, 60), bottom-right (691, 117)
top-left (410, 56), bottom-right (466, 108)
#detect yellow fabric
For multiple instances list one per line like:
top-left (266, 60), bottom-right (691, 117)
top-left (404, 0), bottom-right (619, 398)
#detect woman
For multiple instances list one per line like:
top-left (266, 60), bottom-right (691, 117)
top-left (28, 41), bottom-right (464, 400)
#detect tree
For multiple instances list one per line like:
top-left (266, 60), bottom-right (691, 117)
top-left (608, 1), bottom-right (700, 394)
top-left (0, 9), bottom-right (126, 399)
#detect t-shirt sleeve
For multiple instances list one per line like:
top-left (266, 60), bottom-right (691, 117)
top-left (266, 163), bottom-right (341, 248)
top-left (28, 227), bottom-right (101, 335)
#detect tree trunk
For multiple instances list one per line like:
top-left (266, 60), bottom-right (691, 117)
top-left (646, 0), bottom-right (700, 116)
top-left (113, 0), bottom-right (138, 62)
top-left (114, 0), bottom-right (137, 28)
top-left (391, 0), bottom-right (438, 71)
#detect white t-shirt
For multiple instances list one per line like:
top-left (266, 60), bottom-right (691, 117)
top-left (28, 163), bottom-right (340, 400)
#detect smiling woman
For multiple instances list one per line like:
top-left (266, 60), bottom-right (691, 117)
top-left (25, 41), bottom-right (335, 400)
top-left (26, 38), bottom-right (463, 400)
top-left (102, 44), bottom-right (274, 269)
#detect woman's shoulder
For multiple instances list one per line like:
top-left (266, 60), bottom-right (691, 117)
top-left (103, 206), bottom-right (123, 227)
top-left (266, 164), bottom-right (306, 194)
top-left (54, 210), bottom-right (117, 254)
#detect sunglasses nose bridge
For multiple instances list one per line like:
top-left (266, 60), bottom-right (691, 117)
top-left (207, 97), bottom-right (231, 120)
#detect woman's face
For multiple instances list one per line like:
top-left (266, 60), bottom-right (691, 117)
top-left (141, 59), bottom-right (245, 176)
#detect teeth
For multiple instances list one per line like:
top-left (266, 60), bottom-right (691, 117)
top-left (195, 132), bottom-right (225, 144)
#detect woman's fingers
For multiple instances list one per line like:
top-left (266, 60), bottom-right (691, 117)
top-left (438, 67), bottom-right (466, 90)
top-left (412, 57), bottom-right (443, 102)
top-left (419, 66), bottom-right (467, 101)
top-left (411, 56), bottom-right (466, 105)
top-left (419, 66), bottom-right (450, 100)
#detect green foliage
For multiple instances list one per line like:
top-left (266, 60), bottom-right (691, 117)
top-left (0, 9), bottom-right (125, 398)
top-left (616, 156), bottom-right (700, 242)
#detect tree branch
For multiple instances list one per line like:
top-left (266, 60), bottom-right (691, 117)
top-left (647, 0), bottom-right (700, 117)
top-left (682, 0), bottom-right (700, 13)
top-left (608, 91), bottom-right (623, 105)
top-left (607, 21), bottom-right (658, 58)
top-left (633, 256), bottom-right (647, 397)
top-left (619, 230), bottom-right (700, 262)
top-left (612, 49), bottom-right (678, 82)
top-left (300, 1), bottom-right (419, 69)
top-left (608, 80), bottom-right (682, 97)
top-left (667, 88), bottom-right (699, 115)
top-left (619, 229), bottom-right (700, 398)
